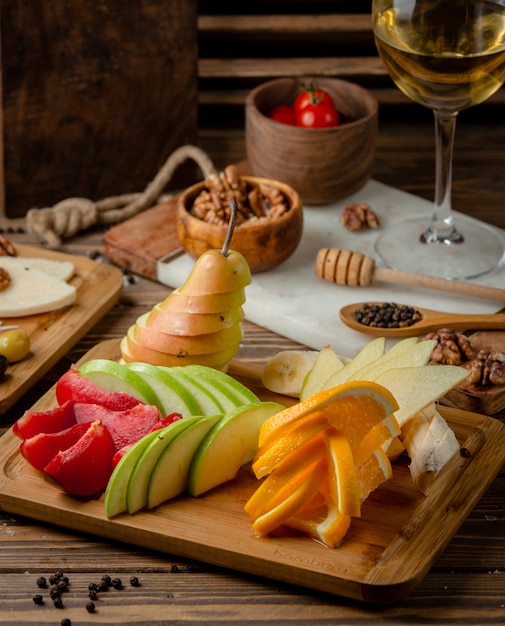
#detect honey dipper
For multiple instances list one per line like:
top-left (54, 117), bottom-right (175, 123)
top-left (315, 248), bottom-right (505, 303)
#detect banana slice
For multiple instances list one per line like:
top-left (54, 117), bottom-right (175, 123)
top-left (262, 350), bottom-right (319, 398)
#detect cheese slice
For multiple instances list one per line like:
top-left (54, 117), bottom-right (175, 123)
top-left (0, 262), bottom-right (77, 317)
top-left (0, 256), bottom-right (74, 281)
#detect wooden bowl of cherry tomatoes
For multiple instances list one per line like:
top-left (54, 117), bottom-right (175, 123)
top-left (245, 77), bottom-right (378, 205)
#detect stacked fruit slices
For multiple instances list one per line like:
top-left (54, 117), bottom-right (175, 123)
top-left (245, 381), bottom-right (400, 547)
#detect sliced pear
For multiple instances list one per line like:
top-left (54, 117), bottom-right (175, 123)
top-left (187, 401), bottom-right (285, 497)
top-left (300, 345), bottom-right (345, 400)
top-left (160, 287), bottom-right (246, 314)
top-left (147, 304), bottom-right (244, 336)
top-left (146, 414), bottom-right (222, 509)
top-left (131, 312), bottom-right (243, 355)
top-left (179, 249), bottom-right (252, 295)
top-left (79, 359), bottom-right (161, 409)
top-left (120, 333), bottom-right (240, 369)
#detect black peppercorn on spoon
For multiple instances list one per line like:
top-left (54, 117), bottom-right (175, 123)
top-left (339, 302), bottom-right (505, 337)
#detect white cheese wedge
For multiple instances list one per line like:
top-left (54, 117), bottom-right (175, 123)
top-left (0, 262), bottom-right (77, 317)
top-left (0, 256), bottom-right (74, 281)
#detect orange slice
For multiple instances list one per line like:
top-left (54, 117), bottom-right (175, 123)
top-left (322, 391), bottom-right (398, 450)
top-left (356, 446), bottom-right (393, 502)
top-left (285, 492), bottom-right (352, 549)
top-left (247, 379), bottom-right (399, 548)
top-left (326, 429), bottom-right (361, 518)
top-left (245, 434), bottom-right (327, 520)
top-left (259, 380), bottom-right (398, 448)
top-left (252, 411), bottom-right (329, 479)
top-left (352, 413), bottom-right (401, 466)
top-left (251, 457), bottom-right (327, 537)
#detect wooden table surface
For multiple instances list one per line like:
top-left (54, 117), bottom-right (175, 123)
top-left (1, 117), bottom-right (504, 624)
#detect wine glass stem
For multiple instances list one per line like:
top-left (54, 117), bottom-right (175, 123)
top-left (421, 111), bottom-right (464, 245)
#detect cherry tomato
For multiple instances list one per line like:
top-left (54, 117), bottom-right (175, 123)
top-left (267, 105), bottom-right (296, 125)
top-left (296, 103), bottom-right (340, 128)
top-left (294, 87), bottom-right (336, 114)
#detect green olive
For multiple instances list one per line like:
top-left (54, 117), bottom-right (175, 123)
top-left (0, 329), bottom-right (31, 363)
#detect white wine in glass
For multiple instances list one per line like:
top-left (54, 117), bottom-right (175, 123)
top-left (373, 0), bottom-right (505, 279)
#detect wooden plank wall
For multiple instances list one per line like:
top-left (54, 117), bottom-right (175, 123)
top-left (198, 0), bottom-right (392, 130)
top-left (197, 0), bottom-right (505, 129)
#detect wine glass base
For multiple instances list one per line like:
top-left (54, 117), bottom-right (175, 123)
top-left (374, 215), bottom-right (505, 280)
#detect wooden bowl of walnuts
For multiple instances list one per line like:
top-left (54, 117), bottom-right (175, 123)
top-left (176, 166), bottom-right (303, 273)
top-left (245, 77), bottom-right (378, 205)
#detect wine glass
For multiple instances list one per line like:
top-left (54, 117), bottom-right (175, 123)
top-left (372, 0), bottom-right (505, 279)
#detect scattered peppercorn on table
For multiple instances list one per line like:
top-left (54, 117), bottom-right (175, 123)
top-left (0, 117), bottom-right (504, 625)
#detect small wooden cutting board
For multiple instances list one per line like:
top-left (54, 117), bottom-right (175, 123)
top-left (0, 245), bottom-right (123, 414)
top-left (103, 197), bottom-right (183, 281)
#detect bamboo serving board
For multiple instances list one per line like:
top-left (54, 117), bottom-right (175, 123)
top-left (0, 245), bottom-right (123, 415)
top-left (1, 339), bottom-right (504, 604)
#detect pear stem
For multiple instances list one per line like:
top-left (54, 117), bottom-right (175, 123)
top-left (222, 199), bottom-right (238, 256)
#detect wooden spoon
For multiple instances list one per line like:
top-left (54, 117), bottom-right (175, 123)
top-left (339, 302), bottom-right (505, 338)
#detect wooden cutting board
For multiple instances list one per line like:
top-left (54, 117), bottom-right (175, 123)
top-left (1, 339), bottom-right (504, 604)
top-left (439, 330), bottom-right (505, 415)
top-left (0, 245), bottom-right (123, 414)
top-left (103, 197), bottom-right (183, 281)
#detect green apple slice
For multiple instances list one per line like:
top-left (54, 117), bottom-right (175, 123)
top-left (146, 414), bottom-right (221, 509)
top-left (321, 337), bottom-right (386, 391)
top-left (126, 417), bottom-right (206, 514)
top-left (300, 345), bottom-right (345, 400)
top-left (123, 362), bottom-right (202, 417)
top-left (104, 429), bottom-right (162, 518)
top-left (374, 365), bottom-right (469, 427)
top-left (347, 339), bottom-right (437, 383)
top-left (182, 364), bottom-right (259, 408)
top-left (187, 401), bottom-right (285, 497)
top-left (379, 337), bottom-right (420, 359)
top-left (164, 367), bottom-right (225, 415)
top-left (79, 359), bottom-right (162, 409)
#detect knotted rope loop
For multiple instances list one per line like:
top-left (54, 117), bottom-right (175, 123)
top-left (25, 145), bottom-right (216, 247)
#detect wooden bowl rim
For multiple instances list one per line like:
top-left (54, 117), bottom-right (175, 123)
top-left (245, 76), bottom-right (378, 131)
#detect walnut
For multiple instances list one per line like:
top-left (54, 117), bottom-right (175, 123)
top-left (0, 267), bottom-right (11, 291)
top-left (0, 236), bottom-right (16, 256)
top-left (341, 202), bottom-right (380, 232)
top-left (190, 165), bottom-right (290, 226)
top-left (489, 354), bottom-right (505, 385)
top-left (424, 328), bottom-right (474, 365)
top-left (459, 350), bottom-right (505, 388)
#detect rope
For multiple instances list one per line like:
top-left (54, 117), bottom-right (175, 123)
top-left (25, 145), bottom-right (216, 248)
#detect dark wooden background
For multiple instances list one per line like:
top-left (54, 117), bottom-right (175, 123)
top-left (0, 0), bottom-right (198, 216)
top-left (4, 0), bottom-right (505, 222)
